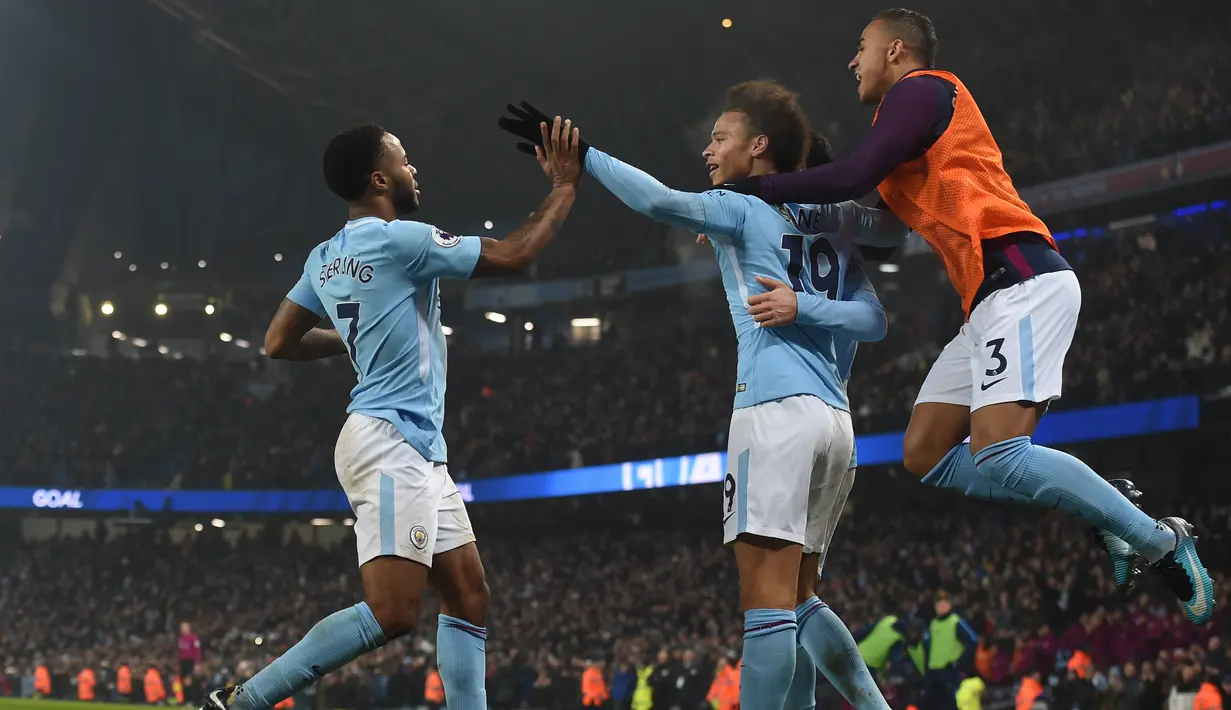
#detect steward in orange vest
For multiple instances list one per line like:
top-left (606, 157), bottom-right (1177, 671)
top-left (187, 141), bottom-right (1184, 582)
top-left (172, 675), bottom-right (185, 705)
top-left (1195, 680), bottom-right (1224, 710)
top-left (144, 665), bottom-right (167, 705)
top-left (582, 664), bottom-right (610, 708)
top-left (425, 668), bottom-right (445, 707)
top-left (34, 665), bottom-right (52, 697)
top-left (707, 659), bottom-right (740, 710)
top-left (117, 664), bottom-right (134, 698)
top-left (1066, 650), bottom-right (1092, 680)
top-left (77, 667), bottom-right (97, 701)
top-left (1015, 674), bottom-right (1043, 710)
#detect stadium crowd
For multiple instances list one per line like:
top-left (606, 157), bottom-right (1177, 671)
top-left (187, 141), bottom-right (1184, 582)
top-left (3, 492), bottom-right (1230, 710)
top-left (0, 208), bottom-right (1227, 489)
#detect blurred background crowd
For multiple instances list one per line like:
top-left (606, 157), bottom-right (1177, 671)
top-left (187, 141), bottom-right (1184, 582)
top-left (1, 1), bottom-right (1230, 710)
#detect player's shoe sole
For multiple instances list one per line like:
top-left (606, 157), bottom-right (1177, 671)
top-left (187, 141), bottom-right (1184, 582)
top-left (1089, 478), bottom-right (1146, 594)
top-left (202, 687), bottom-right (235, 710)
top-left (1150, 517), bottom-right (1215, 625)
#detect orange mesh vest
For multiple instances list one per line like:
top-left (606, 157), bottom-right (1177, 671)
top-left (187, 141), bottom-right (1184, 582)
top-left (874, 69), bottom-right (1054, 315)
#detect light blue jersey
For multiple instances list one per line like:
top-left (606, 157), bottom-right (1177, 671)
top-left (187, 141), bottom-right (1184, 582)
top-left (285, 216), bottom-right (482, 462)
top-left (827, 265), bottom-right (883, 469)
top-left (585, 149), bottom-right (903, 412)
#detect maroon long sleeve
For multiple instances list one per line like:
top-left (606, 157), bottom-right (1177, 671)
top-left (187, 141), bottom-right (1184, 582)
top-left (759, 75), bottom-right (952, 204)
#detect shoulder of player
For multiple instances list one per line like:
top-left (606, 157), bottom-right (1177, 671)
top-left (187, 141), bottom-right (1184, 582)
top-left (387, 220), bottom-right (467, 247)
top-left (885, 71), bottom-right (956, 106)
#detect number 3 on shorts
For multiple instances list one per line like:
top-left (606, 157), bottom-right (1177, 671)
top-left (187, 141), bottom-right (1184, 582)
top-left (984, 337), bottom-right (1007, 377)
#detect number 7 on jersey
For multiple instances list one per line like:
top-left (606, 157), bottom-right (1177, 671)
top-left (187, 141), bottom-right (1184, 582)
top-left (336, 302), bottom-right (361, 374)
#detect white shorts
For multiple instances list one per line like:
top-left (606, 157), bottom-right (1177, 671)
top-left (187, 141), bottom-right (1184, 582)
top-left (722, 395), bottom-right (854, 550)
top-left (916, 270), bottom-right (1081, 412)
top-left (335, 413), bottom-right (475, 568)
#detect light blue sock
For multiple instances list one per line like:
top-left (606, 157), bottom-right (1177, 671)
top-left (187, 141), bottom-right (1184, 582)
top-left (921, 444), bottom-right (1035, 505)
top-left (436, 614), bottom-right (488, 710)
top-left (974, 436), bottom-right (1175, 561)
top-left (795, 598), bottom-right (889, 710)
top-left (784, 644), bottom-right (816, 710)
top-left (232, 602), bottom-right (385, 710)
top-left (742, 609), bottom-right (798, 710)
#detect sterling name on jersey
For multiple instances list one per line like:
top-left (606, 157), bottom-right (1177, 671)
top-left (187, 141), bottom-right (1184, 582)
top-left (285, 216), bottom-right (481, 462)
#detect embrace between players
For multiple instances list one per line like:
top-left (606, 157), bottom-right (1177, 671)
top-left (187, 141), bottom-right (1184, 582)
top-left (204, 9), bottom-right (1215, 710)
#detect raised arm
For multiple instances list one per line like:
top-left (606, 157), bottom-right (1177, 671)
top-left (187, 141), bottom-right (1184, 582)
top-left (846, 200), bottom-right (911, 249)
top-left (585, 148), bottom-right (746, 238)
top-left (749, 76), bottom-right (947, 205)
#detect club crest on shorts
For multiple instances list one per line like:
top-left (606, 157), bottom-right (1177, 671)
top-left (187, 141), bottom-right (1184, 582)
top-left (410, 525), bottom-right (429, 550)
top-left (431, 227), bottom-right (461, 248)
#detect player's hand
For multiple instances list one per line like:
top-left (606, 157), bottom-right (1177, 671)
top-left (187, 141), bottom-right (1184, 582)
top-left (538, 116), bottom-right (582, 190)
top-left (747, 275), bottom-right (798, 327)
top-left (696, 234), bottom-right (710, 245)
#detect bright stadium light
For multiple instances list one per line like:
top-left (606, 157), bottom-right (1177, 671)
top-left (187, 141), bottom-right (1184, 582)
top-left (878, 263), bottom-right (900, 273)
top-left (210, 518), bottom-right (225, 528)
top-left (193, 523), bottom-right (203, 532)
top-left (343, 518), bottom-right (355, 527)
top-left (441, 325), bottom-right (453, 336)
top-left (311, 518), bottom-right (334, 527)
top-left (484, 311), bottom-right (507, 323)
top-left (219, 332), bottom-right (233, 343)
top-left (113, 251), bottom-right (122, 259)
top-left (571, 317), bottom-right (601, 328)
top-left (204, 303), bottom-right (215, 315)
top-left (157, 345), bottom-right (170, 355)
top-left (484, 220), bottom-right (494, 230)
top-left (100, 301), bottom-right (115, 316)
top-left (235, 338), bottom-right (250, 349)
top-left (721, 17), bottom-right (733, 28)
top-left (173, 352), bottom-right (184, 360)
top-left (160, 262), bottom-right (169, 270)
top-left (111, 331), bottom-right (126, 340)
top-left (254, 637), bottom-right (264, 646)
top-left (198, 260), bottom-right (207, 268)
top-left (131, 338), bottom-right (148, 348)
top-left (524, 321), bottom-right (534, 331)
top-left (154, 303), bottom-right (169, 316)
top-left (128, 263), bottom-right (137, 272)
top-left (274, 253), bottom-right (283, 262)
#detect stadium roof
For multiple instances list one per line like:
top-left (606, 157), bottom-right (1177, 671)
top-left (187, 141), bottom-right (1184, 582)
top-left (0, 0), bottom-right (1212, 333)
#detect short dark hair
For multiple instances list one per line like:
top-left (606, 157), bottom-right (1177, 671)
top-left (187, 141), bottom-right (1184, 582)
top-left (874, 8), bottom-right (938, 68)
top-left (322, 124), bottom-right (389, 201)
top-left (725, 81), bottom-right (812, 173)
top-left (805, 131), bottom-right (834, 169)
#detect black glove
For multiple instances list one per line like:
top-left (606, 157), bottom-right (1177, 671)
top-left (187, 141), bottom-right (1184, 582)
top-left (720, 174), bottom-right (764, 199)
top-left (498, 100), bottom-right (591, 161)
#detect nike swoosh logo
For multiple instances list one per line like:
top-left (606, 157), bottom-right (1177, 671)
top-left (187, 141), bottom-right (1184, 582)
top-left (980, 378), bottom-right (1007, 391)
top-left (1182, 543), bottom-right (1209, 618)
top-left (722, 512), bottom-right (734, 524)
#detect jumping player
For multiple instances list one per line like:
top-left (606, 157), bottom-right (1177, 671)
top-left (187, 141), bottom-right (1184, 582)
top-left (499, 84), bottom-right (902, 710)
top-left (201, 118), bottom-right (583, 710)
top-left (725, 9), bottom-right (1213, 623)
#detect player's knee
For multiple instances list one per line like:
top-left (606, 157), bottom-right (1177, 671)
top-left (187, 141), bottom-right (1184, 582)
top-left (365, 597), bottom-right (421, 641)
top-left (902, 429), bottom-right (945, 478)
top-left (444, 580), bottom-right (490, 626)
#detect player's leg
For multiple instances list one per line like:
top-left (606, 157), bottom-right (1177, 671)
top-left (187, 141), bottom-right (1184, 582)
top-left (966, 271), bottom-right (1212, 622)
top-left (795, 416), bottom-right (888, 710)
top-left (725, 400), bottom-right (807, 710)
top-left (909, 326), bottom-right (1063, 508)
top-left (219, 415), bottom-right (440, 710)
top-left (428, 475), bottom-right (489, 710)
